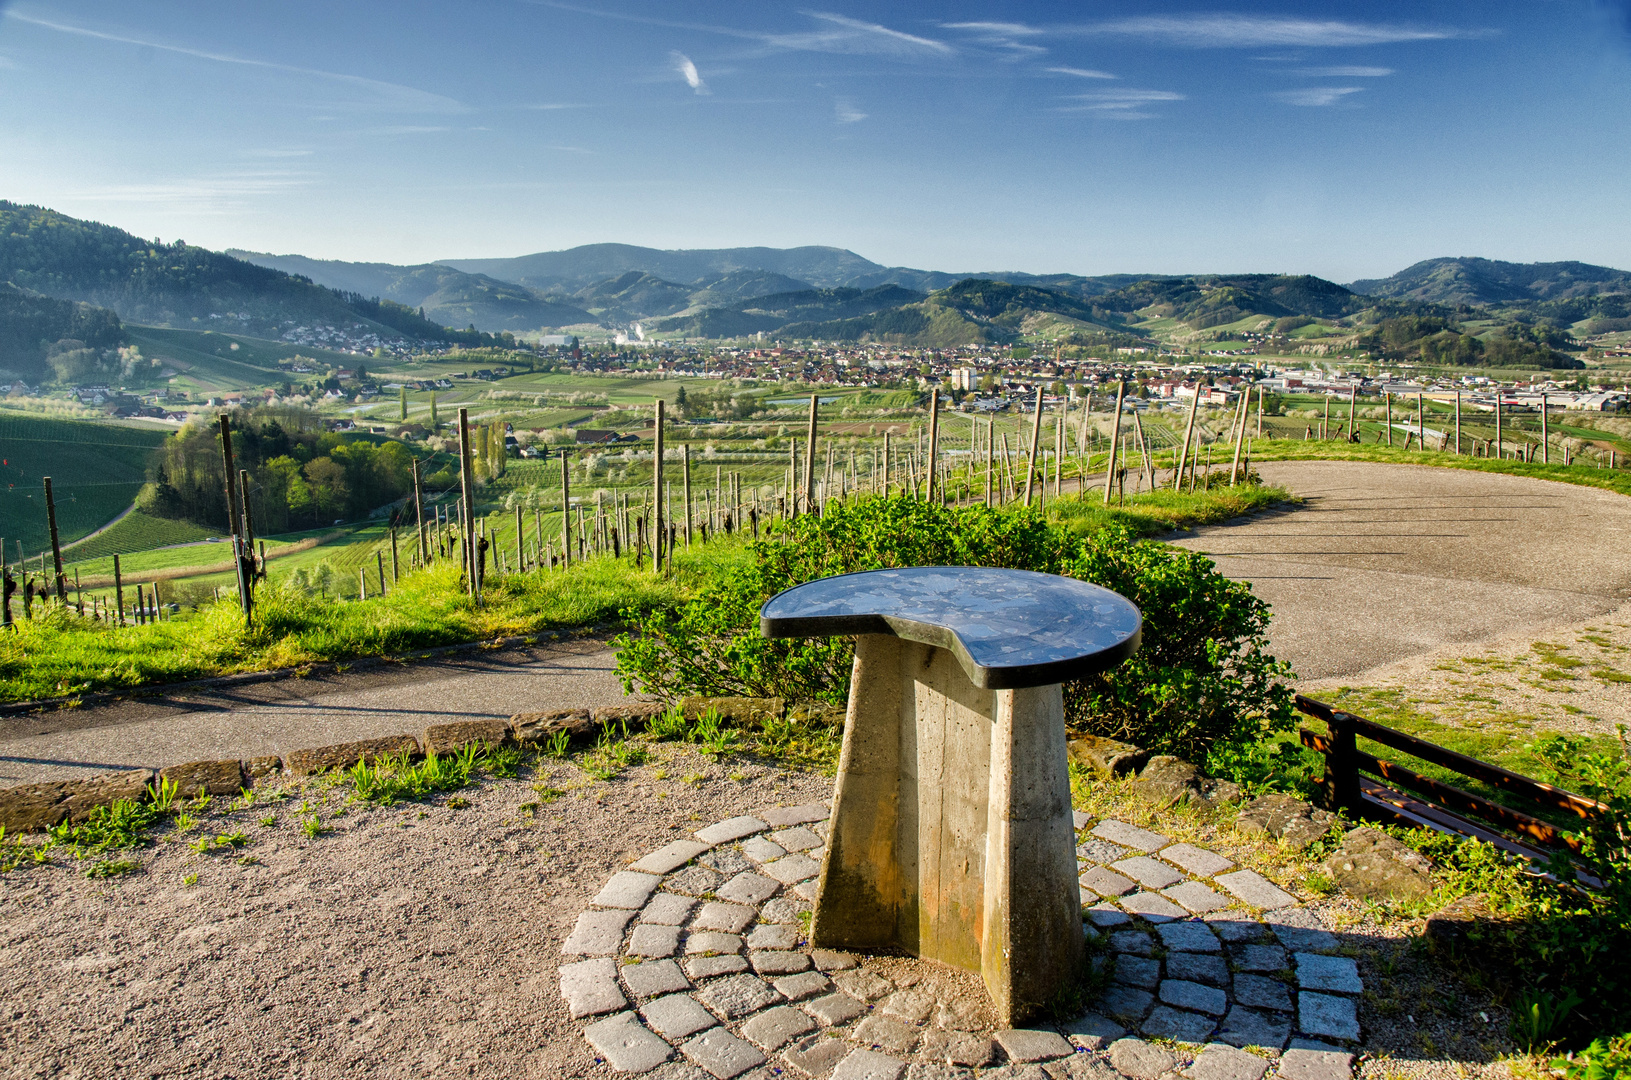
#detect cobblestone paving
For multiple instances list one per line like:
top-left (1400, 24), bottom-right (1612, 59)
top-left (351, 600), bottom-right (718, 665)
top-left (561, 807), bottom-right (1362, 1079)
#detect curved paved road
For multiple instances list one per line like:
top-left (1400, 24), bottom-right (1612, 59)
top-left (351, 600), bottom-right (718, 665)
top-left (6, 460), bottom-right (1629, 785)
top-left (1169, 461), bottom-right (1631, 680)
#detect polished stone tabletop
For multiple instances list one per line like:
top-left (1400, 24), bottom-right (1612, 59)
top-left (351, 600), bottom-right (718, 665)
top-left (759, 566), bottom-right (1142, 689)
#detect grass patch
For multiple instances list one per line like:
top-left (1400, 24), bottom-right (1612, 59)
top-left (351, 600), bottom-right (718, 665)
top-left (1241, 437), bottom-right (1631, 499)
top-left (1049, 482), bottom-right (1294, 539)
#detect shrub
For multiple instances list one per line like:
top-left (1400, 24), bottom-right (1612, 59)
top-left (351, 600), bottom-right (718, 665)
top-left (613, 495), bottom-right (1293, 763)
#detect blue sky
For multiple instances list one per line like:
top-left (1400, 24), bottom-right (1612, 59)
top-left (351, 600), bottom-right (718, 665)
top-left (1, 1), bottom-right (1628, 281)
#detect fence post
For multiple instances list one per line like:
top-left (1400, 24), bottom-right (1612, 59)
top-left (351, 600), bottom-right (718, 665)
top-left (1323, 712), bottom-right (1360, 816)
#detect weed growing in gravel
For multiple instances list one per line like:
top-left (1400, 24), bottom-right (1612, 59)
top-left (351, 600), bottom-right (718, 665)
top-left (84, 857), bottom-right (140, 878)
top-left (300, 815), bottom-right (324, 839)
top-left (228, 790), bottom-right (256, 811)
top-left (172, 812), bottom-right (197, 833)
top-left (543, 730), bottom-right (571, 758)
top-left (257, 814), bottom-right (277, 827)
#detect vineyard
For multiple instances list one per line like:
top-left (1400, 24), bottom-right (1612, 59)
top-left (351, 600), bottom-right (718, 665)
top-left (61, 511), bottom-right (216, 565)
top-left (0, 410), bottom-right (167, 559)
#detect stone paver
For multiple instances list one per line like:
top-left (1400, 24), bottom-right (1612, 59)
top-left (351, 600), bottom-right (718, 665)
top-left (1232, 945), bottom-right (1287, 973)
top-left (594, 870), bottom-right (663, 910)
top-left (1160, 844), bottom-right (1235, 877)
top-left (852, 1014), bottom-right (919, 1054)
top-left (1119, 892), bottom-right (1187, 920)
top-left (741, 1005), bottom-right (816, 1051)
top-left (1160, 980), bottom-right (1228, 1017)
top-left (641, 893), bottom-right (696, 926)
top-left (1266, 911), bottom-right (1339, 953)
top-left (1112, 856), bottom-right (1185, 890)
top-left (1156, 922), bottom-right (1222, 953)
top-left (561, 809), bottom-right (1365, 1079)
top-left (1186, 1042), bottom-right (1269, 1080)
top-left (685, 931), bottom-right (743, 956)
top-left (628, 924), bottom-right (681, 958)
top-left (564, 908), bottom-right (636, 955)
top-left (718, 872), bottom-right (780, 906)
top-left (763, 852), bottom-right (822, 884)
top-left (1108, 1038), bottom-right (1177, 1079)
top-left (785, 1034), bottom-right (851, 1077)
top-left (833, 1047), bottom-right (908, 1080)
top-left (1217, 1006), bottom-right (1292, 1051)
top-left (697, 974), bottom-right (781, 1019)
top-left (1214, 871), bottom-right (1296, 911)
top-left (1232, 974), bottom-right (1293, 1013)
top-left (1163, 881), bottom-right (1232, 914)
top-left (623, 959), bottom-right (691, 999)
top-left (770, 826), bottom-right (823, 850)
top-left (1278, 1046), bottom-right (1357, 1080)
top-left (584, 1011), bottom-right (673, 1073)
top-left (1142, 1005), bottom-right (1217, 1043)
top-left (642, 994), bottom-right (719, 1040)
top-left (1092, 820), bottom-right (1170, 853)
top-left (746, 924), bottom-right (799, 950)
top-left (1081, 867), bottom-right (1138, 898)
top-left (1295, 954), bottom-right (1362, 995)
top-left (632, 839), bottom-right (713, 875)
top-left (804, 992), bottom-right (869, 1026)
top-left (772, 971), bottom-right (831, 1001)
top-left (695, 816), bottom-right (769, 844)
top-left (562, 957), bottom-right (627, 1018)
top-left (681, 1027), bottom-right (766, 1079)
top-left (994, 1029), bottom-right (1074, 1062)
top-left (741, 835), bottom-right (786, 863)
top-left (695, 901), bottom-right (758, 934)
top-left (750, 950), bottom-right (812, 975)
top-left (1166, 953), bottom-right (1229, 988)
top-left (761, 803), bottom-right (828, 828)
top-left (1298, 993), bottom-right (1360, 1042)
top-left (685, 955), bottom-right (748, 979)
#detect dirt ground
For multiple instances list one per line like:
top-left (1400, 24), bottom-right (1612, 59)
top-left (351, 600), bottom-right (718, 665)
top-left (0, 746), bottom-right (828, 1080)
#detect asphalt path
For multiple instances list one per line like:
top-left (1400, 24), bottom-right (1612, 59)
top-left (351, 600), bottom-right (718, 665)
top-left (0, 637), bottom-right (630, 786)
top-left (1169, 460), bottom-right (1631, 681)
top-left (6, 460), bottom-right (1629, 785)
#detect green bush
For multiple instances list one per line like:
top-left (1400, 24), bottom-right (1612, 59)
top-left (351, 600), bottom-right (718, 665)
top-left (613, 495), bottom-right (1293, 763)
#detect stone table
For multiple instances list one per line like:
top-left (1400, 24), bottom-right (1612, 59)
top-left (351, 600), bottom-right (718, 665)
top-left (759, 566), bottom-right (1142, 1023)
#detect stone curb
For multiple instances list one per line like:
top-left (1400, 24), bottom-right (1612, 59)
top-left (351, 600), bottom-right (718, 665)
top-left (0, 621), bottom-right (623, 722)
top-left (0, 695), bottom-right (768, 833)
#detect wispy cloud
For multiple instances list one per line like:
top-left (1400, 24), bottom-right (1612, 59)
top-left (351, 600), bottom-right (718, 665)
top-left (1069, 15), bottom-right (1470, 48)
top-left (4, 10), bottom-right (465, 112)
top-left (1275, 86), bottom-right (1364, 106)
top-left (64, 171), bottom-right (313, 213)
top-left (671, 51), bottom-right (708, 94)
top-left (1294, 65), bottom-right (1393, 77)
top-left (532, 4), bottom-right (952, 58)
top-left (370, 125), bottom-right (452, 135)
top-left (834, 98), bottom-right (867, 123)
top-left (241, 148), bottom-right (314, 158)
top-left (941, 21), bottom-right (1046, 58)
top-left (1058, 88), bottom-right (1184, 120)
top-left (1048, 66), bottom-right (1118, 80)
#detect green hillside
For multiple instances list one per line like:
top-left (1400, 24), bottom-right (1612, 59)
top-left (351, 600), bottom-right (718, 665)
top-left (124, 326), bottom-right (365, 394)
top-left (0, 283), bottom-right (126, 383)
top-left (1350, 257), bottom-right (1631, 306)
top-left (0, 410), bottom-right (166, 559)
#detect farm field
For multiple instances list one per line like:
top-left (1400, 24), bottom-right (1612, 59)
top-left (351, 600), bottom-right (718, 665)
top-left (125, 327), bottom-right (363, 396)
top-left (0, 410), bottom-right (169, 560)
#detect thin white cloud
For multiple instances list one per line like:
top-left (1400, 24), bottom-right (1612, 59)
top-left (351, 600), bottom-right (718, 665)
top-left (1065, 15), bottom-right (1472, 48)
top-left (834, 98), bottom-right (867, 123)
top-left (371, 125), bottom-right (452, 135)
top-left (1048, 66), bottom-right (1118, 80)
top-left (1276, 86), bottom-right (1364, 106)
top-left (532, 3), bottom-right (952, 59)
top-left (241, 148), bottom-right (314, 158)
top-left (941, 20), bottom-right (1046, 58)
top-left (671, 51), bottom-right (708, 93)
top-left (65, 171), bottom-right (313, 213)
top-left (1057, 88), bottom-right (1184, 119)
top-left (5, 10), bottom-right (465, 112)
top-left (1295, 65), bottom-right (1394, 77)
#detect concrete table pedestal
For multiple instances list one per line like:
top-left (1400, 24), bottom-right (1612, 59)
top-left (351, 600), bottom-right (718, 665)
top-left (760, 566), bottom-right (1141, 1023)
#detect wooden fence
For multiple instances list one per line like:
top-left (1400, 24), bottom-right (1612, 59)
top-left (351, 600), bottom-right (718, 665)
top-left (1295, 694), bottom-right (1608, 864)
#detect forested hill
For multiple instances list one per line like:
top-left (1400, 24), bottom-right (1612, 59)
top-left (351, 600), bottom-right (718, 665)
top-left (0, 202), bottom-right (515, 344)
top-left (0, 282), bottom-right (126, 382)
top-left (1349, 257), bottom-right (1631, 307)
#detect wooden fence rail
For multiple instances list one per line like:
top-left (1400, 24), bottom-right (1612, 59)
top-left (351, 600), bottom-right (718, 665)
top-left (1294, 694), bottom-right (1608, 864)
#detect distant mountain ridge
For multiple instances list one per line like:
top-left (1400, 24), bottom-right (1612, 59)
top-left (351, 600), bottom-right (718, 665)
top-left (1349, 257), bottom-right (1631, 307)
